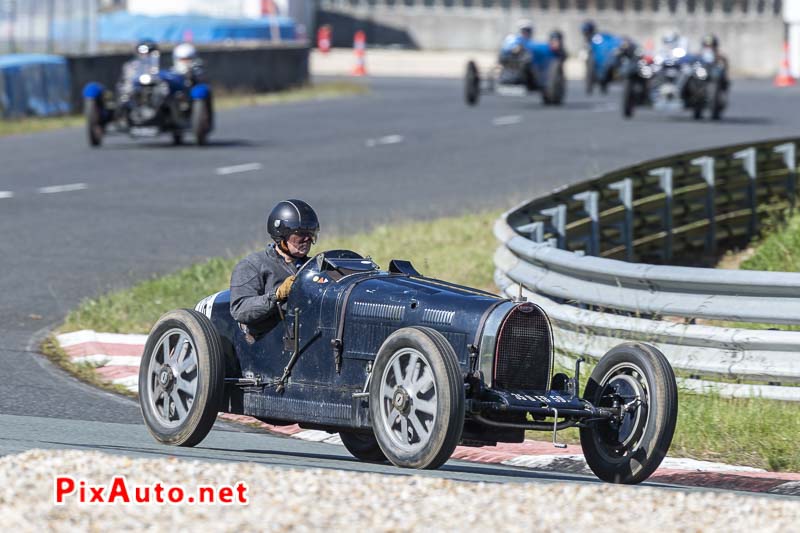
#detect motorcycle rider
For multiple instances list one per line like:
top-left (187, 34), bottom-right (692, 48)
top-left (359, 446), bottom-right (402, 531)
top-left (581, 20), bottom-right (597, 43)
top-left (117, 39), bottom-right (161, 100)
top-left (656, 30), bottom-right (688, 63)
top-left (171, 42), bottom-right (204, 86)
top-left (230, 200), bottom-right (320, 338)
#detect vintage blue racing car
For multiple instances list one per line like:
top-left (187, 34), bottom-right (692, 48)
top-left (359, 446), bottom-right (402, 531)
top-left (465, 31), bottom-right (567, 107)
top-left (82, 53), bottom-right (213, 147)
top-left (585, 32), bottom-right (638, 95)
top-left (139, 250), bottom-right (677, 483)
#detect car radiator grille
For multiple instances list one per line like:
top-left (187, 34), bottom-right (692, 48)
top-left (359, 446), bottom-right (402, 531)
top-left (494, 304), bottom-right (553, 391)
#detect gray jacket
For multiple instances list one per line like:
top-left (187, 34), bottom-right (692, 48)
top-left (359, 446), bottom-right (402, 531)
top-left (229, 244), bottom-right (305, 333)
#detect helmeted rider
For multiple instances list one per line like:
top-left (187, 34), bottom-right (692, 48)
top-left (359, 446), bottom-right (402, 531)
top-left (699, 33), bottom-right (729, 87)
top-left (548, 30), bottom-right (567, 60)
top-left (171, 42), bottom-right (204, 85)
top-left (581, 20), bottom-right (597, 43)
top-left (230, 200), bottom-right (320, 338)
top-left (517, 19), bottom-right (533, 41)
top-left (118, 39), bottom-right (161, 98)
top-left (656, 30), bottom-right (687, 63)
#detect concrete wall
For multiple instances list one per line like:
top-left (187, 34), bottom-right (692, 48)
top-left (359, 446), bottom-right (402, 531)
top-left (66, 44), bottom-right (309, 111)
top-left (316, 5), bottom-right (784, 77)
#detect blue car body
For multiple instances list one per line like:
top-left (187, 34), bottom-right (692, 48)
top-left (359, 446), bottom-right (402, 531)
top-left (139, 249), bottom-right (679, 481)
top-left (498, 34), bottom-right (563, 87)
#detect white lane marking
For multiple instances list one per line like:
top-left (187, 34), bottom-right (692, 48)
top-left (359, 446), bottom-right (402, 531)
top-left (0, 191), bottom-right (13, 199)
top-left (492, 115), bottom-right (522, 126)
top-left (365, 134), bottom-right (404, 148)
top-left (37, 183), bottom-right (88, 194)
top-left (215, 162), bottom-right (263, 176)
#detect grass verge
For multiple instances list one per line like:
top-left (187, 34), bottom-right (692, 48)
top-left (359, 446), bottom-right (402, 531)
top-left (0, 81), bottom-right (368, 138)
top-left (56, 209), bottom-right (800, 471)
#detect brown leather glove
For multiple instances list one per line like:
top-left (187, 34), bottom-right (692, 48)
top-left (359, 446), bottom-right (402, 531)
top-left (275, 275), bottom-right (295, 301)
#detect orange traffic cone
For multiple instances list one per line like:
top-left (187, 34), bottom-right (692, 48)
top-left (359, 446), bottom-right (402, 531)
top-left (775, 42), bottom-right (796, 87)
top-left (352, 30), bottom-right (367, 76)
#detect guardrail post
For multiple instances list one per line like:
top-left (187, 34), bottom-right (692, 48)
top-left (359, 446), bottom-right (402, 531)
top-left (733, 147), bottom-right (758, 237)
top-left (609, 178), bottom-right (634, 261)
top-left (691, 156), bottom-right (716, 255)
top-left (650, 167), bottom-right (673, 261)
top-left (516, 221), bottom-right (545, 243)
top-left (540, 205), bottom-right (566, 249)
top-left (774, 142), bottom-right (797, 213)
top-left (573, 191), bottom-right (600, 256)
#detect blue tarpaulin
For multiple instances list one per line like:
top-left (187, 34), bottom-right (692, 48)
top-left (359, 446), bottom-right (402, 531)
top-left (54, 12), bottom-right (297, 45)
top-left (0, 54), bottom-right (71, 118)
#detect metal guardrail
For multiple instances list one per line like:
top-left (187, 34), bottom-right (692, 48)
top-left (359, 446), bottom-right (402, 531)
top-left (494, 137), bottom-right (800, 401)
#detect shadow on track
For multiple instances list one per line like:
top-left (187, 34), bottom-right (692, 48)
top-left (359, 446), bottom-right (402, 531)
top-left (94, 138), bottom-right (264, 150)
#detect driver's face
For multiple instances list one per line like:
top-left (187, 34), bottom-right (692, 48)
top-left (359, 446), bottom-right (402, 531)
top-left (286, 231), bottom-right (314, 257)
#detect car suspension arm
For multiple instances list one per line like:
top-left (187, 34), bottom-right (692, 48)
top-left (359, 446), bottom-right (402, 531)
top-left (275, 308), bottom-right (321, 393)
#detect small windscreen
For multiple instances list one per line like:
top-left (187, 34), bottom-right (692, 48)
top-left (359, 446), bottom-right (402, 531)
top-left (314, 250), bottom-right (379, 281)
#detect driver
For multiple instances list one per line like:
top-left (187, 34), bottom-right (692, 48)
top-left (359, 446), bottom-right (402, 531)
top-left (171, 42), bottom-right (204, 85)
top-left (230, 200), bottom-right (320, 336)
top-left (118, 39), bottom-right (160, 98)
top-left (517, 19), bottom-right (533, 42)
top-left (580, 20), bottom-right (596, 43)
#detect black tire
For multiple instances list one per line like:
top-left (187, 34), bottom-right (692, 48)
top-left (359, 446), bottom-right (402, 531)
top-left (85, 98), bottom-right (103, 147)
top-left (138, 309), bottom-right (225, 447)
top-left (586, 52), bottom-right (596, 95)
top-left (622, 79), bottom-right (635, 118)
top-left (543, 61), bottom-right (565, 105)
top-left (709, 81), bottom-right (725, 120)
top-left (579, 342), bottom-right (678, 484)
top-left (172, 131), bottom-right (183, 145)
top-left (339, 430), bottom-right (388, 462)
top-left (693, 102), bottom-right (704, 120)
top-left (465, 60), bottom-right (480, 106)
top-left (192, 99), bottom-right (211, 145)
top-left (369, 326), bottom-right (465, 470)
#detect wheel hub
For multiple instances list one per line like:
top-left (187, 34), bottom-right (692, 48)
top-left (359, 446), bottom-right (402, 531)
top-left (158, 364), bottom-right (176, 391)
top-left (392, 387), bottom-right (411, 414)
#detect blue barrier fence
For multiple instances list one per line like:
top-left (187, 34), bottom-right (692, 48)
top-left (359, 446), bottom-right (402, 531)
top-left (0, 54), bottom-right (71, 118)
top-left (56, 12), bottom-right (298, 45)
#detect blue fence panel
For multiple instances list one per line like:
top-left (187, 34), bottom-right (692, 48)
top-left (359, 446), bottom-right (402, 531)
top-left (0, 54), bottom-right (72, 118)
top-left (90, 13), bottom-right (297, 44)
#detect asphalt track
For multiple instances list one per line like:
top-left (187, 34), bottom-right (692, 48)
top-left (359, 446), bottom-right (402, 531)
top-left (1, 77), bottom-right (799, 487)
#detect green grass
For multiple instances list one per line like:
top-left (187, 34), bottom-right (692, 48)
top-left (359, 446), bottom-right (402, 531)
top-left (0, 81), bottom-right (367, 138)
top-left (56, 208), bottom-right (800, 472)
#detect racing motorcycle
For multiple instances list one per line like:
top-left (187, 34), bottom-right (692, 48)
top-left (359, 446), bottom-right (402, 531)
top-left (465, 30), bottom-right (566, 107)
top-left (621, 47), bottom-right (728, 120)
top-left (82, 54), bottom-right (214, 147)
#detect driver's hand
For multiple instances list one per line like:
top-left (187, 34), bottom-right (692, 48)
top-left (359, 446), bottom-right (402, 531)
top-left (275, 275), bottom-right (296, 301)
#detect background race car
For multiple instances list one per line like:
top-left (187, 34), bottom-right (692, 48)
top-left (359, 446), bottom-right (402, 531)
top-left (465, 31), bottom-right (567, 107)
top-left (585, 32), bottom-right (638, 95)
top-left (621, 43), bottom-right (729, 120)
top-left (82, 50), bottom-right (214, 147)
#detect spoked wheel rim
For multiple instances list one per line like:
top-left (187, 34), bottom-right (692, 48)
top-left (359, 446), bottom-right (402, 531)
top-left (379, 347), bottom-right (438, 453)
top-left (146, 328), bottom-right (199, 428)
top-left (592, 362), bottom-right (649, 462)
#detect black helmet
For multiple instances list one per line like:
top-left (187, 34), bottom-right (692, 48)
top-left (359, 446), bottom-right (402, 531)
top-left (267, 199), bottom-right (320, 244)
top-left (136, 39), bottom-right (159, 56)
top-left (581, 20), bottom-right (596, 38)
